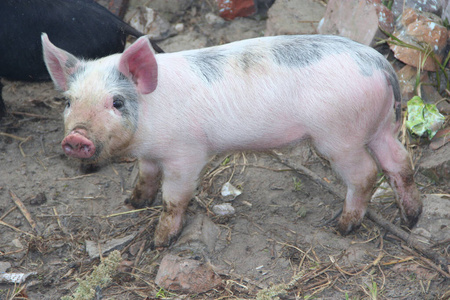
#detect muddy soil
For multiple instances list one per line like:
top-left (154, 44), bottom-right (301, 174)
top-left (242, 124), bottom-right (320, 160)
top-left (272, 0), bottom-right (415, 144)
top-left (0, 1), bottom-right (449, 299)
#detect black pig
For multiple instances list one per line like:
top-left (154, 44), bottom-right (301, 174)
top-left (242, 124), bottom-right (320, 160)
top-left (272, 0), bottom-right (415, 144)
top-left (0, 0), bottom-right (163, 119)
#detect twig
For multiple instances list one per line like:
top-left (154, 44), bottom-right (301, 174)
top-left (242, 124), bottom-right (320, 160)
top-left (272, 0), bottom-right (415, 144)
top-left (132, 241), bottom-right (147, 275)
top-left (104, 206), bottom-right (161, 218)
top-left (19, 136), bottom-right (33, 157)
top-left (271, 152), bottom-right (450, 276)
top-left (0, 206), bottom-right (17, 221)
top-left (53, 207), bottom-right (63, 230)
top-left (366, 209), bottom-right (449, 277)
top-left (10, 190), bottom-right (37, 231)
top-left (0, 220), bottom-right (36, 238)
top-left (11, 111), bottom-right (54, 119)
top-left (0, 132), bottom-right (29, 142)
top-left (55, 174), bottom-right (95, 181)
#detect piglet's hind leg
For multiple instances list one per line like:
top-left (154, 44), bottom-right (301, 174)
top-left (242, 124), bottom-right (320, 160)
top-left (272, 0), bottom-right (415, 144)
top-left (316, 141), bottom-right (379, 235)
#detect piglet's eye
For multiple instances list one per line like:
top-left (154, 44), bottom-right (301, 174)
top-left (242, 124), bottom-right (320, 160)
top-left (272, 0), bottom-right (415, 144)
top-left (113, 96), bottom-right (124, 110)
top-left (64, 97), bottom-right (71, 108)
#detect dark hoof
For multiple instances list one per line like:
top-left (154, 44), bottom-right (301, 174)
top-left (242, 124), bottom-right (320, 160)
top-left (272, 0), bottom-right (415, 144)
top-left (124, 197), bottom-right (149, 209)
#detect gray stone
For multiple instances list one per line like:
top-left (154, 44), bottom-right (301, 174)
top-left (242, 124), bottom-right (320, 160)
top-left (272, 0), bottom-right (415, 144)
top-left (412, 194), bottom-right (450, 242)
top-left (205, 12), bottom-right (226, 26)
top-left (173, 214), bottom-right (220, 254)
top-left (212, 203), bottom-right (236, 216)
top-left (265, 0), bottom-right (326, 36)
top-left (0, 262), bottom-right (11, 273)
top-left (85, 232), bottom-right (137, 259)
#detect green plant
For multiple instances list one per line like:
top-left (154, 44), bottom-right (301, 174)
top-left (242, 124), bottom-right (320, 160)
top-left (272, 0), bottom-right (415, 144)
top-left (297, 206), bottom-right (307, 218)
top-left (362, 278), bottom-right (378, 300)
top-left (221, 156), bottom-right (231, 165)
top-left (293, 177), bottom-right (303, 191)
top-left (382, 0), bottom-right (393, 10)
top-left (61, 250), bottom-right (121, 300)
top-left (155, 287), bottom-right (177, 298)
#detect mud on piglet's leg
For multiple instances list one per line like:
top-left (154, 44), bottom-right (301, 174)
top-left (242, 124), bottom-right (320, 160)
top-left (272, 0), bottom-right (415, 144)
top-left (153, 154), bottom-right (208, 247)
top-left (127, 159), bottom-right (161, 208)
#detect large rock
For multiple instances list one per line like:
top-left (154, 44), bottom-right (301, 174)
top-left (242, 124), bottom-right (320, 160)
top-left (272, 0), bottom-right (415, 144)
top-left (265, 0), bottom-right (326, 36)
top-left (390, 8), bottom-right (448, 71)
top-left (173, 214), bottom-right (220, 254)
top-left (217, 0), bottom-right (256, 20)
top-left (317, 0), bottom-right (394, 45)
top-left (418, 143), bottom-right (450, 182)
top-left (155, 254), bottom-right (222, 293)
top-left (412, 194), bottom-right (450, 242)
top-left (392, 0), bottom-right (444, 18)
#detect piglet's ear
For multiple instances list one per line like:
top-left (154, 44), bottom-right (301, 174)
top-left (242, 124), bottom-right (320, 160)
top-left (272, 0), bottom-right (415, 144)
top-left (119, 36), bottom-right (158, 94)
top-left (41, 33), bottom-right (80, 91)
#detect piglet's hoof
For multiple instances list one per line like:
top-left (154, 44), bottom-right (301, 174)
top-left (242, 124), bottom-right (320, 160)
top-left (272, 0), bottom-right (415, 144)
top-left (337, 212), bottom-right (364, 236)
top-left (124, 197), bottom-right (149, 209)
top-left (154, 212), bottom-right (184, 247)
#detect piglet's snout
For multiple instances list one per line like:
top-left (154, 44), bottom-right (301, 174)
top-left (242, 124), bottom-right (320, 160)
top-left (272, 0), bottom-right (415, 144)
top-left (62, 129), bottom-right (95, 159)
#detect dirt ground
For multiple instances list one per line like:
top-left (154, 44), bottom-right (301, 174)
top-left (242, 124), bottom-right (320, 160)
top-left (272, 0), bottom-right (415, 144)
top-left (1, 1), bottom-right (449, 299)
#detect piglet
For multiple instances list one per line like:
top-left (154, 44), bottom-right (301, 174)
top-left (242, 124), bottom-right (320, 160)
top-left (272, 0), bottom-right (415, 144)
top-left (42, 33), bottom-right (422, 247)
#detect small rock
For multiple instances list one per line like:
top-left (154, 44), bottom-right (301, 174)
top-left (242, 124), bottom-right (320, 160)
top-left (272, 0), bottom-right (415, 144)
top-left (127, 6), bottom-right (172, 40)
top-left (0, 272), bottom-right (37, 284)
top-left (205, 12), bottom-right (226, 26)
top-left (155, 254), bottom-right (222, 293)
top-left (221, 182), bottom-right (242, 201)
top-left (27, 192), bottom-right (47, 205)
top-left (212, 203), bottom-right (235, 216)
top-left (390, 8), bottom-right (448, 71)
top-left (118, 260), bottom-right (134, 273)
top-left (217, 0), bottom-right (256, 20)
top-left (174, 23), bottom-right (184, 32)
top-left (12, 239), bottom-right (24, 249)
top-left (0, 262), bottom-right (11, 273)
top-left (85, 232), bottom-right (137, 259)
top-left (318, 0), bottom-right (393, 46)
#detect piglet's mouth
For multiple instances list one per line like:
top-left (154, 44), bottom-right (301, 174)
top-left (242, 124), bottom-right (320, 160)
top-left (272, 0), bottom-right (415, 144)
top-left (62, 129), bottom-right (96, 159)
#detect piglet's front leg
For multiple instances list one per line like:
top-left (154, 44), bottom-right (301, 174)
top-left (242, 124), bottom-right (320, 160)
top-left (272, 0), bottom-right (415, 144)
top-left (153, 155), bottom-right (207, 247)
top-left (126, 160), bottom-right (161, 208)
